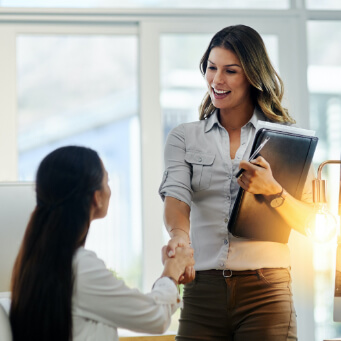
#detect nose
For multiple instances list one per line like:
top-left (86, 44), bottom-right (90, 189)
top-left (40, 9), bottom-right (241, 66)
top-left (213, 70), bottom-right (224, 85)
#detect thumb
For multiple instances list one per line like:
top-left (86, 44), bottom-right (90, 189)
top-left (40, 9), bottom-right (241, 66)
top-left (250, 156), bottom-right (269, 169)
top-left (166, 244), bottom-right (175, 257)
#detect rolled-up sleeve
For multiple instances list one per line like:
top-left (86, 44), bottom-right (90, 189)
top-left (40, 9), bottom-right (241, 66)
top-left (159, 124), bottom-right (193, 207)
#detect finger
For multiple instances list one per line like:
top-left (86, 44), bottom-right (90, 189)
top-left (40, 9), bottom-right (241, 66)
top-left (238, 160), bottom-right (248, 170)
top-left (166, 244), bottom-right (175, 257)
top-left (191, 267), bottom-right (195, 278)
top-left (238, 160), bottom-right (260, 173)
top-left (167, 237), bottom-right (184, 257)
top-left (250, 156), bottom-right (269, 169)
top-left (161, 245), bottom-right (167, 261)
top-left (237, 176), bottom-right (248, 191)
top-left (238, 171), bottom-right (248, 184)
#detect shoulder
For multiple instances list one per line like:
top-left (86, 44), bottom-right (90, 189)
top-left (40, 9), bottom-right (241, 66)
top-left (73, 247), bottom-right (126, 292)
top-left (165, 121), bottom-right (205, 147)
top-left (73, 247), bottom-right (106, 272)
top-left (170, 120), bottom-right (204, 134)
top-left (168, 120), bottom-right (207, 138)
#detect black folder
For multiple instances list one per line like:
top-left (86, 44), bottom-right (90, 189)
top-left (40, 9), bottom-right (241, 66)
top-left (227, 128), bottom-right (318, 243)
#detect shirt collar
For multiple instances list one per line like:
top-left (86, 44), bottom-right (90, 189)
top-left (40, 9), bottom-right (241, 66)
top-left (204, 106), bottom-right (268, 133)
top-left (204, 109), bottom-right (220, 133)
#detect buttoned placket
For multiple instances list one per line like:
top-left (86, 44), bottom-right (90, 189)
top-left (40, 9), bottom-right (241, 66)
top-left (223, 124), bottom-right (254, 268)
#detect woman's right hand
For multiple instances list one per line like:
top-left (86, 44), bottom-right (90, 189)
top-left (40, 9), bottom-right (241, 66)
top-left (166, 234), bottom-right (189, 257)
top-left (163, 197), bottom-right (194, 284)
top-left (161, 244), bottom-right (195, 284)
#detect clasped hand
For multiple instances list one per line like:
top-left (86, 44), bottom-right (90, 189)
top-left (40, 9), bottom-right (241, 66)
top-left (164, 235), bottom-right (195, 285)
top-left (237, 156), bottom-right (282, 196)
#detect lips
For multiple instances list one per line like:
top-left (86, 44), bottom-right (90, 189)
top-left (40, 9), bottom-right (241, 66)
top-left (212, 88), bottom-right (231, 99)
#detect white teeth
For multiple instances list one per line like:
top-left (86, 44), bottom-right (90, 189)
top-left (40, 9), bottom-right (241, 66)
top-left (214, 89), bottom-right (229, 94)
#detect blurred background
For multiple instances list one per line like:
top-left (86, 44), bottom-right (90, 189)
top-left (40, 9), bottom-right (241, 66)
top-left (0, 1), bottom-right (340, 340)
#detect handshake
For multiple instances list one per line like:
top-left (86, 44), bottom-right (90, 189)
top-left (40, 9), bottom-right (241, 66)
top-left (160, 240), bottom-right (195, 285)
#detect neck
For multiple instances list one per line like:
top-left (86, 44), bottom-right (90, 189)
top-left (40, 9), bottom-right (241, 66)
top-left (219, 104), bottom-right (254, 131)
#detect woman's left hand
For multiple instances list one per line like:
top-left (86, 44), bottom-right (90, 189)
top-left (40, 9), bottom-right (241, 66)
top-left (237, 156), bottom-right (282, 196)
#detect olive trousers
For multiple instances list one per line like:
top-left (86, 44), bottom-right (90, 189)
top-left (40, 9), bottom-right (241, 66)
top-left (176, 268), bottom-right (297, 341)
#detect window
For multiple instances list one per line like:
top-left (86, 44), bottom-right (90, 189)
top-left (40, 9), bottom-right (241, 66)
top-left (307, 0), bottom-right (341, 10)
top-left (0, 0), bottom-right (289, 9)
top-left (307, 20), bottom-right (341, 341)
top-left (17, 33), bottom-right (142, 288)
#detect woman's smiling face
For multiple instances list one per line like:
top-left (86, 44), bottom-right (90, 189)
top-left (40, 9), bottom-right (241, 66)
top-left (205, 47), bottom-right (252, 113)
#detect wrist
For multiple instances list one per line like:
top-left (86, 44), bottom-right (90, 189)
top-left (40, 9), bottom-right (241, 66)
top-left (169, 227), bottom-right (190, 242)
top-left (264, 182), bottom-right (282, 199)
top-left (162, 258), bottom-right (182, 283)
top-left (266, 187), bottom-right (287, 208)
top-left (165, 276), bottom-right (178, 286)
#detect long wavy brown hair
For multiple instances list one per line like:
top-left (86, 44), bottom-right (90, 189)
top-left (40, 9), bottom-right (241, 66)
top-left (199, 24), bottom-right (295, 124)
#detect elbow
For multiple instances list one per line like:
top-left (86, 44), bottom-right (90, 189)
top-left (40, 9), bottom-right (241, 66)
top-left (144, 307), bottom-right (172, 335)
top-left (153, 317), bottom-right (171, 334)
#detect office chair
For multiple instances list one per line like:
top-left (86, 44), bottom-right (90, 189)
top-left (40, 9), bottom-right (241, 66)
top-left (0, 299), bottom-right (12, 341)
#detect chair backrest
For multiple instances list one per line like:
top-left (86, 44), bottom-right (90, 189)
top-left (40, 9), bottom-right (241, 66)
top-left (0, 182), bottom-right (35, 292)
top-left (0, 300), bottom-right (13, 341)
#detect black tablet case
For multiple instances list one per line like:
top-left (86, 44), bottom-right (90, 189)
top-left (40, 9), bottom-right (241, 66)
top-left (227, 128), bottom-right (318, 243)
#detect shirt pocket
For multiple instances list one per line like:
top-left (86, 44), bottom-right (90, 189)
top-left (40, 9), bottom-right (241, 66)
top-left (185, 151), bottom-right (215, 191)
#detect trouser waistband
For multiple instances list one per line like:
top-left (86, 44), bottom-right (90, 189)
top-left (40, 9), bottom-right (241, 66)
top-left (197, 269), bottom-right (258, 278)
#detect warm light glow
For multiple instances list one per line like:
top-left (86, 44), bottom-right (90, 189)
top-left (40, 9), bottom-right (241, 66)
top-left (305, 203), bottom-right (338, 243)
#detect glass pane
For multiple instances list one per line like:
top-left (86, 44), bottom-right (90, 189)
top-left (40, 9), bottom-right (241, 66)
top-left (307, 21), bottom-right (341, 341)
top-left (307, 0), bottom-right (341, 10)
top-left (17, 34), bottom-right (142, 289)
top-left (1, 0), bottom-right (289, 9)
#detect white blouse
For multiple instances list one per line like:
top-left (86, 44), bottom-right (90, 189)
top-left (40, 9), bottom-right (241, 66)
top-left (72, 247), bottom-right (180, 341)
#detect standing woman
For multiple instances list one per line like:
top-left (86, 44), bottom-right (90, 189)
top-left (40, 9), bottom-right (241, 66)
top-left (159, 25), bottom-right (314, 341)
top-left (10, 145), bottom-right (194, 341)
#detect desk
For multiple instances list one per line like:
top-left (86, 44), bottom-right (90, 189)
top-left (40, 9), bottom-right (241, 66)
top-left (118, 329), bottom-right (175, 341)
top-left (119, 335), bottom-right (175, 341)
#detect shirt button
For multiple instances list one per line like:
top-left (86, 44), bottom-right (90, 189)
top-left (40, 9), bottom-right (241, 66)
top-left (224, 218), bottom-right (229, 223)
top-left (220, 262), bottom-right (225, 267)
top-left (227, 196), bottom-right (230, 200)
top-left (224, 239), bottom-right (228, 245)
top-left (197, 156), bottom-right (202, 162)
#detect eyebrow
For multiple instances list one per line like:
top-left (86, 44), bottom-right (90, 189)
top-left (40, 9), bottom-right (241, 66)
top-left (207, 59), bottom-right (241, 68)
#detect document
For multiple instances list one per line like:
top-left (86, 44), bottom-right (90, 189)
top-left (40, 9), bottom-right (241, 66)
top-left (228, 122), bottom-right (318, 243)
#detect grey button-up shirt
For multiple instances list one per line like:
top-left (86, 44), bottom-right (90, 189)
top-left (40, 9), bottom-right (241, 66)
top-left (159, 108), bottom-right (313, 271)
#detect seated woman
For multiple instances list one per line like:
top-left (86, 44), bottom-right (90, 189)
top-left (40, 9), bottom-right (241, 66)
top-left (9, 145), bottom-right (194, 341)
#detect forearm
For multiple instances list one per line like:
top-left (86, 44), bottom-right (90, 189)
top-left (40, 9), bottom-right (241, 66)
top-left (164, 197), bottom-right (191, 242)
top-left (272, 190), bottom-right (315, 235)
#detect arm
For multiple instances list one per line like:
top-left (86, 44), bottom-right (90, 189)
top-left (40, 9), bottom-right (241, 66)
top-left (164, 196), bottom-right (195, 284)
top-left (159, 125), bottom-right (195, 284)
top-left (237, 156), bottom-right (315, 235)
top-left (73, 248), bottom-right (193, 335)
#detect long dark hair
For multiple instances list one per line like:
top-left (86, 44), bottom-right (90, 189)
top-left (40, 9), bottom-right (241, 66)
top-left (199, 24), bottom-right (295, 124)
top-left (10, 146), bottom-right (104, 341)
